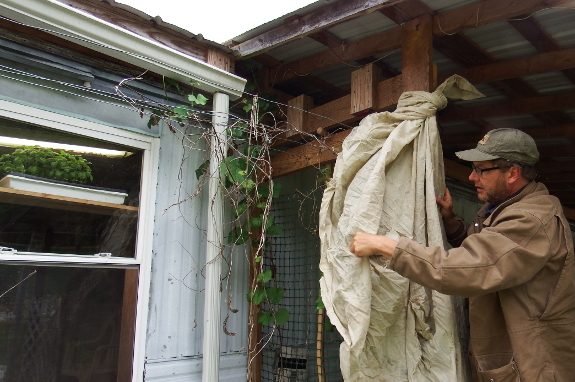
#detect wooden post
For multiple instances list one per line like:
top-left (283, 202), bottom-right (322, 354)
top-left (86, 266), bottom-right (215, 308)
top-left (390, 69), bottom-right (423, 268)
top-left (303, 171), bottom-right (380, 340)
top-left (206, 48), bottom-right (234, 73)
top-left (351, 63), bottom-right (381, 115)
top-left (286, 95), bottom-right (314, 138)
top-left (401, 14), bottom-right (434, 92)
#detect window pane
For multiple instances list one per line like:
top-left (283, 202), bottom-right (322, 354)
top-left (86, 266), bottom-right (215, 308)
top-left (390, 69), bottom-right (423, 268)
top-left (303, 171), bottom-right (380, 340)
top-left (0, 202), bottom-right (137, 257)
top-left (0, 119), bottom-right (142, 258)
top-left (0, 264), bottom-right (128, 382)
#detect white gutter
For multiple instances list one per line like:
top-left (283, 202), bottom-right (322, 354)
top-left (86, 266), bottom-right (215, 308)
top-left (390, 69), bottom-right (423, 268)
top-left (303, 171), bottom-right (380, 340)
top-left (0, 0), bottom-right (246, 99)
top-left (202, 92), bottom-right (229, 382)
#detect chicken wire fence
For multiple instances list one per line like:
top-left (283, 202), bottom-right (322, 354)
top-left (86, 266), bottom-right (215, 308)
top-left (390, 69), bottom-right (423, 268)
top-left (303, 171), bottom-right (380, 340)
top-left (260, 187), bottom-right (343, 382)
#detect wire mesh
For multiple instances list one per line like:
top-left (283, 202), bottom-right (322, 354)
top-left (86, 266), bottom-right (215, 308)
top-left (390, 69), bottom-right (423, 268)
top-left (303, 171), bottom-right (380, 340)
top-left (260, 187), bottom-right (343, 382)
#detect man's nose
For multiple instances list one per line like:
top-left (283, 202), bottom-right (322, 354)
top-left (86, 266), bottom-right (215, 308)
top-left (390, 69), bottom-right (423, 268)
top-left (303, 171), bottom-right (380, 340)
top-left (469, 169), bottom-right (479, 182)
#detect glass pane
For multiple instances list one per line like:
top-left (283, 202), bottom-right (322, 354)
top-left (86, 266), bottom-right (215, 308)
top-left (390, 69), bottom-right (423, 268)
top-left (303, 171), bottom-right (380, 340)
top-left (0, 264), bottom-right (128, 382)
top-left (0, 202), bottom-right (137, 257)
top-left (0, 119), bottom-right (142, 258)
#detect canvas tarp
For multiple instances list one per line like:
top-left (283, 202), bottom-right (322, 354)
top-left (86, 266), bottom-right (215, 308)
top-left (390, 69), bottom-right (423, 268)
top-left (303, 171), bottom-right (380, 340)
top-left (319, 75), bottom-right (483, 382)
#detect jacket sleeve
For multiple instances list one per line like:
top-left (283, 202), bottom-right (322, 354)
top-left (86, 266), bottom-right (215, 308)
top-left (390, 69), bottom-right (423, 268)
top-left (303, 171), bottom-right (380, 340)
top-left (389, 208), bottom-right (555, 297)
top-left (446, 220), bottom-right (468, 247)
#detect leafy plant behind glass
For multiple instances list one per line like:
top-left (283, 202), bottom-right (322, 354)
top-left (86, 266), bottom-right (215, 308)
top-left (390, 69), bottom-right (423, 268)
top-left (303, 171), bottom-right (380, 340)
top-left (0, 146), bottom-right (93, 184)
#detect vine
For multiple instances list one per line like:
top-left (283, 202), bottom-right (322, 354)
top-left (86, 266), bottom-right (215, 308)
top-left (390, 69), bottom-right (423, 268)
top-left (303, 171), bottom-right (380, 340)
top-left (116, 72), bottom-right (339, 380)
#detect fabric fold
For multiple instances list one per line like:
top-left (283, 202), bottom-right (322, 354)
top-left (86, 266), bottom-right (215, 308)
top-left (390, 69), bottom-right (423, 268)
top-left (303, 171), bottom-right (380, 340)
top-left (319, 75), bottom-right (484, 381)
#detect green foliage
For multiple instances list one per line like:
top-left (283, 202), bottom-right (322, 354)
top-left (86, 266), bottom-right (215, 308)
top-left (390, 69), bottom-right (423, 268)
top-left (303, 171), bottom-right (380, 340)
top-left (146, 77), bottom-right (210, 128)
top-left (0, 146), bottom-right (93, 184)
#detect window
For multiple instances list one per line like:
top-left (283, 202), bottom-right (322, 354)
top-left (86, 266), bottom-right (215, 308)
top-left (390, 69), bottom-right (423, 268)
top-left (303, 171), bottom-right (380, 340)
top-left (0, 100), bottom-right (158, 382)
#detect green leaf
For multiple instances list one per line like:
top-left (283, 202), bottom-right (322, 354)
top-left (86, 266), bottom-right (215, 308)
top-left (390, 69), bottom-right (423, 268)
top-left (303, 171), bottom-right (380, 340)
top-left (274, 308), bottom-right (290, 325)
top-left (173, 106), bottom-right (188, 119)
top-left (256, 202), bottom-right (267, 209)
top-left (252, 287), bottom-right (266, 305)
top-left (195, 160), bottom-right (210, 180)
top-left (266, 287), bottom-right (284, 304)
top-left (267, 225), bottom-right (283, 236)
top-left (229, 128), bottom-right (245, 139)
top-left (265, 215), bottom-right (275, 229)
top-left (244, 145), bottom-right (263, 158)
top-left (188, 94), bottom-right (198, 104)
top-left (227, 226), bottom-right (249, 245)
top-left (257, 185), bottom-right (270, 198)
top-left (257, 269), bottom-right (272, 284)
top-left (234, 201), bottom-right (247, 216)
top-left (324, 317), bottom-right (335, 332)
top-left (249, 216), bottom-right (263, 228)
top-left (245, 81), bottom-right (256, 92)
top-left (220, 157), bottom-right (247, 185)
top-left (258, 311), bottom-right (273, 325)
top-left (271, 183), bottom-right (282, 198)
top-left (316, 296), bottom-right (325, 310)
top-left (147, 114), bottom-right (159, 128)
top-left (242, 104), bottom-right (252, 113)
top-left (164, 77), bottom-right (181, 93)
top-left (195, 93), bottom-right (209, 105)
top-left (242, 178), bottom-right (255, 190)
top-left (255, 256), bottom-right (262, 262)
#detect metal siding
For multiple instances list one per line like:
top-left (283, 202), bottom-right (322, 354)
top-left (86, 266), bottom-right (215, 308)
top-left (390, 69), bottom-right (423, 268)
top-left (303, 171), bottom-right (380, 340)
top-left (146, 123), bottom-right (249, 364)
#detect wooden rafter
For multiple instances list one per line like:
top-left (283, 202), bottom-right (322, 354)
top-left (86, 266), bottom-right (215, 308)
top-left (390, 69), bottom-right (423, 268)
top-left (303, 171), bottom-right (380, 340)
top-left (508, 16), bottom-right (575, 84)
top-left (440, 92), bottom-right (575, 123)
top-left (227, 0), bottom-right (405, 57)
top-left (438, 47), bottom-right (575, 85)
top-left (251, 53), bottom-right (346, 100)
top-left (261, 0), bottom-right (573, 86)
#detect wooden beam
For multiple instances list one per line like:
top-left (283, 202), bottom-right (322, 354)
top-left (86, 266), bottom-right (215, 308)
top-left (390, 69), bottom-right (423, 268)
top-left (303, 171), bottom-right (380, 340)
top-left (270, 28), bottom-right (402, 85)
top-left (301, 75), bottom-right (402, 134)
top-left (270, 129), bottom-right (350, 178)
top-left (432, 0), bottom-right (575, 36)
top-left (206, 48), bottom-right (234, 72)
top-left (261, 0), bottom-right (571, 85)
top-left (228, 0), bottom-right (404, 57)
top-left (439, 92), bottom-right (575, 123)
top-left (509, 16), bottom-right (575, 84)
top-left (438, 47), bottom-right (575, 85)
top-left (286, 95), bottom-right (314, 137)
top-left (308, 30), bottom-right (346, 50)
top-left (351, 63), bottom-right (381, 114)
top-left (379, 0), bottom-right (433, 24)
top-left (444, 158), bottom-right (473, 185)
top-left (356, 57), bottom-right (400, 79)
top-left (402, 14), bottom-right (434, 92)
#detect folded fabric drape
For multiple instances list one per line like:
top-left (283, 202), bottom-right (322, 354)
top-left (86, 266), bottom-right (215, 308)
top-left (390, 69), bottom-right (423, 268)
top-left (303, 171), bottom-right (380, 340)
top-left (319, 75), bottom-right (484, 382)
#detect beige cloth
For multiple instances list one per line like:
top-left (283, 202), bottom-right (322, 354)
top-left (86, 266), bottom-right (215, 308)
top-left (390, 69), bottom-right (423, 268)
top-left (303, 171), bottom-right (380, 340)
top-left (319, 75), bottom-right (484, 382)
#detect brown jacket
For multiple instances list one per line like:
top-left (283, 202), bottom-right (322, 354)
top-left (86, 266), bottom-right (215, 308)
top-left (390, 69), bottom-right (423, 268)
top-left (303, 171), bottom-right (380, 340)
top-left (390, 182), bottom-right (575, 382)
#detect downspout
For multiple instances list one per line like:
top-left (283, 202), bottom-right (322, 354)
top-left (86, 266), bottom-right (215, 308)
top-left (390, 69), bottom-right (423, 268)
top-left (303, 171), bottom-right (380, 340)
top-left (202, 92), bottom-right (229, 382)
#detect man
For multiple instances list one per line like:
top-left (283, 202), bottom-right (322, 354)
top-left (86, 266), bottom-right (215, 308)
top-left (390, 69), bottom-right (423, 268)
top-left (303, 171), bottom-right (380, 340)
top-left (349, 128), bottom-right (575, 382)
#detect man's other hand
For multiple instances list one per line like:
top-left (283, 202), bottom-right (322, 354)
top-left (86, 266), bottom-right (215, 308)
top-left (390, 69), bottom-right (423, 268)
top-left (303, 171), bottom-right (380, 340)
top-left (349, 232), bottom-right (397, 260)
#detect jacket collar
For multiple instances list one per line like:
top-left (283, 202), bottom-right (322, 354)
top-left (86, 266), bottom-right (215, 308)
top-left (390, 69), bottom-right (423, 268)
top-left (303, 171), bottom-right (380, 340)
top-left (478, 181), bottom-right (540, 226)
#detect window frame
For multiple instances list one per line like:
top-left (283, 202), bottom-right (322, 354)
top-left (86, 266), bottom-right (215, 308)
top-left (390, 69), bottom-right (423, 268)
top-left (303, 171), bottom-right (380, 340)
top-left (0, 98), bottom-right (159, 381)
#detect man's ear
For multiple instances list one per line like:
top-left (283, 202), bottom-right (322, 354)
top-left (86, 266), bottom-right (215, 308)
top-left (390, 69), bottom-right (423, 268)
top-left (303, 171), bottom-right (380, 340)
top-left (507, 166), bottom-right (523, 184)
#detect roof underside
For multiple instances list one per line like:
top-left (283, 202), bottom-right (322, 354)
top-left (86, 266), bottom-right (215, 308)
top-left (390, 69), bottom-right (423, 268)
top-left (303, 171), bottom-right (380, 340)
top-left (227, 0), bottom-right (575, 210)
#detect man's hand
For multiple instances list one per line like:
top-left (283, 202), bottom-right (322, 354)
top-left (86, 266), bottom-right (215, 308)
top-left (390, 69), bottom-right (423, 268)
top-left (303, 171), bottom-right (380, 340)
top-left (436, 188), bottom-right (460, 235)
top-left (349, 232), bottom-right (397, 260)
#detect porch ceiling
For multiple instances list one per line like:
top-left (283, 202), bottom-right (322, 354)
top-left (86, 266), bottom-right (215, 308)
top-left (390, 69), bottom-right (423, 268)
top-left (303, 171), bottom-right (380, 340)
top-left (226, 0), bottom-right (575, 213)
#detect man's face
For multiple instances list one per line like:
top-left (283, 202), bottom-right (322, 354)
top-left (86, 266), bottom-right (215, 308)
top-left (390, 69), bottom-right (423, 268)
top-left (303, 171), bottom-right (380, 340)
top-left (469, 160), bottom-right (512, 204)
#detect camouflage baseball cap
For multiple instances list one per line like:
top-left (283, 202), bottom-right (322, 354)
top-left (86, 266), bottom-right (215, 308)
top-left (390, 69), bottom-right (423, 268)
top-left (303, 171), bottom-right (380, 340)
top-left (455, 128), bottom-right (539, 166)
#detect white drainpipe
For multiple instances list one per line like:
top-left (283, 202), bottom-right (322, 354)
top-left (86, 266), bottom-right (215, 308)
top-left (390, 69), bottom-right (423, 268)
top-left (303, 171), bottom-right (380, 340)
top-left (203, 92), bottom-right (229, 382)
